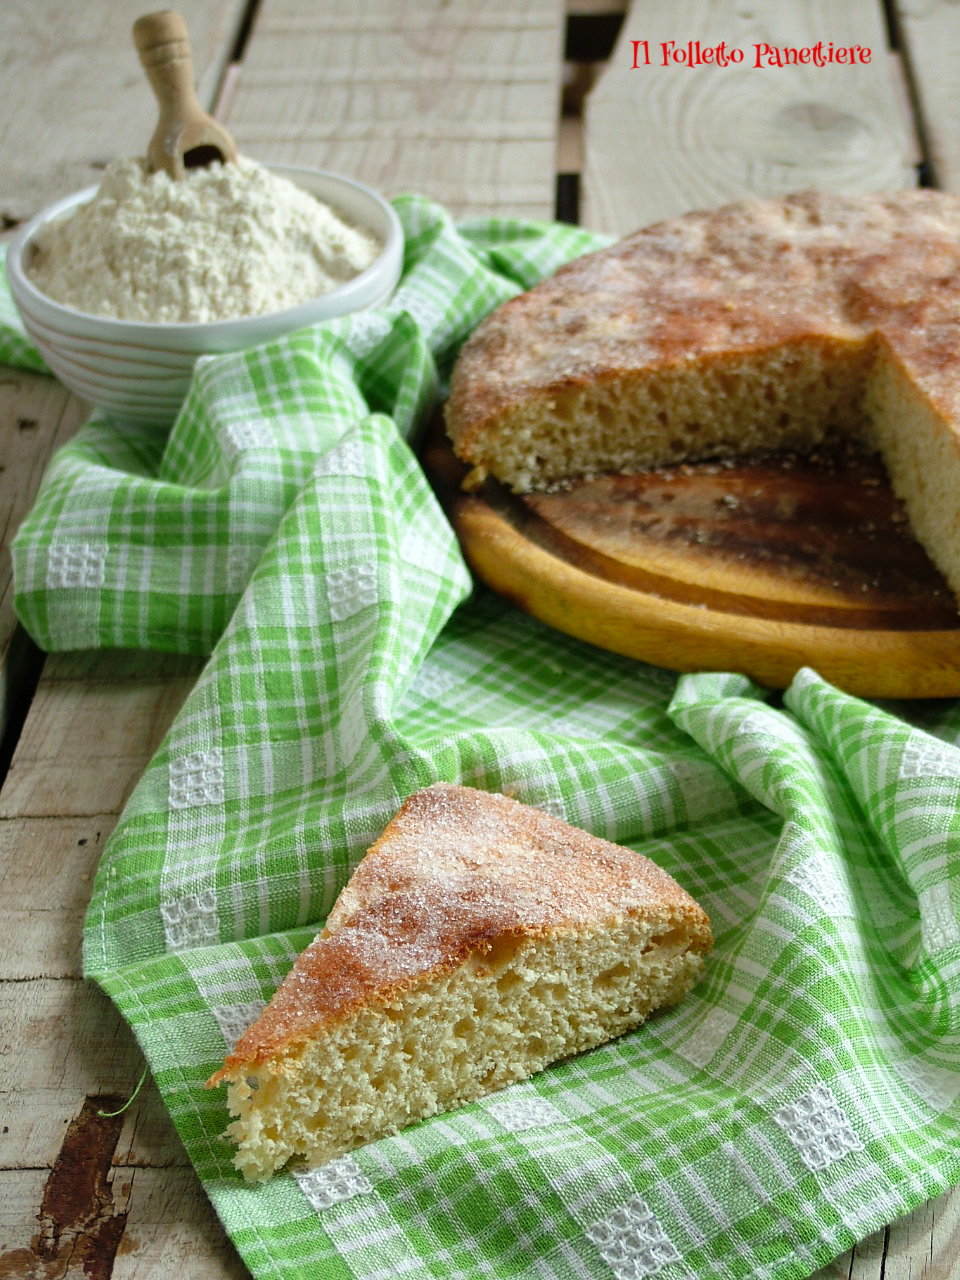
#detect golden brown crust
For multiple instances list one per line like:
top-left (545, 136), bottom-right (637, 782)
top-left (444, 189), bottom-right (960, 471)
top-left (208, 784), bottom-right (710, 1083)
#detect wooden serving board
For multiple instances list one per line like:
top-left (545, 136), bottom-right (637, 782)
top-left (422, 423), bottom-right (960, 698)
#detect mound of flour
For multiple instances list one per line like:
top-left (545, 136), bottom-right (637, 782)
top-left (27, 156), bottom-right (383, 323)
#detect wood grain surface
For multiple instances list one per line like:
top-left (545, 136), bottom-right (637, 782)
top-left (423, 430), bottom-right (960, 696)
top-left (0, 0), bottom-right (247, 225)
top-left (222, 0), bottom-right (567, 219)
top-left (0, 0), bottom-right (248, 744)
top-left (0, 368), bottom-right (84, 744)
top-left (581, 0), bottom-right (918, 232)
top-left (0, 5), bottom-right (241, 1273)
top-left (892, 0), bottom-right (960, 192)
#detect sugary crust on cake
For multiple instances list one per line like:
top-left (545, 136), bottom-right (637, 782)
top-left (444, 189), bottom-right (960, 480)
top-left (209, 784), bottom-right (710, 1081)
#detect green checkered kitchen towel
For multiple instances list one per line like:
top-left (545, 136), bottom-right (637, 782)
top-left (7, 194), bottom-right (960, 1280)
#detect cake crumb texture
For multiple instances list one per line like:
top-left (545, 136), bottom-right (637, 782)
top-left (443, 190), bottom-right (960, 598)
top-left (208, 783), bottom-right (711, 1181)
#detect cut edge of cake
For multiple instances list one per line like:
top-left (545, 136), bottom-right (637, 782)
top-left (443, 190), bottom-right (960, 601)
top-left (207, 783), bottom-right (712, 1182)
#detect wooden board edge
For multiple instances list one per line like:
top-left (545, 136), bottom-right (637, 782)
top-left (455, 494), bottom-right (960, 698)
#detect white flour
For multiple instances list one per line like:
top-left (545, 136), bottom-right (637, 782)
top-left (27, 156), bottom-right (382, 323)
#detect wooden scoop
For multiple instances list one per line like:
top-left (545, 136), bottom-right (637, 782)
top-left (133, 9), bottom-right (238, 179)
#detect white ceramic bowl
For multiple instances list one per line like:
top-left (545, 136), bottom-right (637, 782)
top-left (6, 165), bottom-right (404, 426)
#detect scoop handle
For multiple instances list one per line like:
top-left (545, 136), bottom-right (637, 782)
top-left (133, 10), bottom-right (201, 117)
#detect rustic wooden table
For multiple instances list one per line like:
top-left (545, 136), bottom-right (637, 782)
top-left (2, 2), bottom-right (958, 1276)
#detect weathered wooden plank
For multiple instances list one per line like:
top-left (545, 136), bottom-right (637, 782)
top-left (0, 10), bottom-right (301, 1270)
top-left (892, 0), bottom-right (960, 191)
top-left (885, 1191), bottom-right (960, 1280)
top-left (113, 1076), bottom-right (194, 1173)
top-left (0, 369), bottom-right (88, 748)
top-left (0, 978), bottom-right (184, 1171)
top-left (0, 0), bottom-right (247, 749)
top-left (0, 0), bottom-right (249, 224)
top-left (748, 1192), bottom-right (960, 1280)
top-left (0, 1165), bottom-right (248, 1280)
top-left (581, 0), bottom-right (918, 233)
top-left (0, 652), bottom-right (202, 820)
top-left (111, 1167), bottom-right (250, 1280)
top-left (0, 645), bottom-right (206, 1262)
top-left (0, 816), bottom-right (112, 978)
top-left (0, 1168), bottom-right (49, 1273)
top-left (823, 1189), bottom-right (960, 1280)
top-left (926, 1191), bottom-right (960, 1280)
top-left (223, 0), bottom-right (567, 219)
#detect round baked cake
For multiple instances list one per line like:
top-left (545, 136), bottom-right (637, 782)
top-left (443, 190), bottom-right (960, 598)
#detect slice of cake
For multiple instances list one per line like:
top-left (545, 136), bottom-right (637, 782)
top-left (208, 783), bottom-right (711, 1181)
top-left (443, 189), bottom-right (960, 599)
